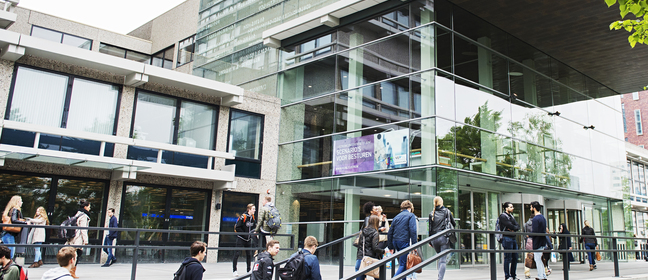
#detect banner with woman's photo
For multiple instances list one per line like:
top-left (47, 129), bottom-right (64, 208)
top-left (332, 129), bottom-right (409, 175)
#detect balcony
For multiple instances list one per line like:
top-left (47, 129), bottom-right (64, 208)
top-left (0, 0), bottom-right (18, 29)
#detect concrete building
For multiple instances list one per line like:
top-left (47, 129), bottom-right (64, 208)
top-left (0, 0), bottom-right (642, 267)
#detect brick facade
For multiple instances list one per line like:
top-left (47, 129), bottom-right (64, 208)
top-left (623, 90), bottom-right (648, 148)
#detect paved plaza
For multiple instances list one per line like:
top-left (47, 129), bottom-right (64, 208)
top-left (22, 260), bottom-right (648, 280)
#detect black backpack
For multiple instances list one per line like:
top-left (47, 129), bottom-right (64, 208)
top-left (173, 260), bottom-right (200, 280)
top-left (59, 213), bottom-right (81, 239)
top-left (278, 250), bottom-right (307, 280)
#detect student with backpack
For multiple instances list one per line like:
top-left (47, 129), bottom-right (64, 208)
top-left (498, 202), bottom-right (520, 280)
top-left (41, 246), bottom-right (78, 280)
top-left (174, 241), bottom-right (207, 280)
top-left (251, 240), bottom-right (280, 280)
top-left (64, 200), bottom-right (91, 279)
top-left (255, 197), bottom-right (281, 250)
top-left (0, 245), bottom-right (26, 280)
top-left (233, 204), bottom-right (257, 277)
top-left (280, 236), bottom-right (321, 280)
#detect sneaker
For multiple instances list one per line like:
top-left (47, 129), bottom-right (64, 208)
top-left (507, 277), bottom-right (513, 280)
top-left (233, 271), bottom-right (239, 277)
top-left (525, 276), bottom-right (530, 279)
top-left (101, 263), bottom-right (110, 267)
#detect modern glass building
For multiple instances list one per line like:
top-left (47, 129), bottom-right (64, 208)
top-left (193, 0), bottom-right (632, 265)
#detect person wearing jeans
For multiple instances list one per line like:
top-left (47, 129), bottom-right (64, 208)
top-left (102, 208), bottom-right (118, 267)
top-left (387, 200), bottom-right (418, 277)
top-left (581, 220), bottom-right (598, 271)
top-left (530, 201), bottom-right (547, 280)
top-left (499, 202), bottom-right (520, 280)
top-left (428, 196), bottom-right (456, 280)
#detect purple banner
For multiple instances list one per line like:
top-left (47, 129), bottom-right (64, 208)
top-left (332, 135), bottom-right (375, 175)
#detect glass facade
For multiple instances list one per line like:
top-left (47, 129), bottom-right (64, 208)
top-left (31, 26), bottom-right (92, 50)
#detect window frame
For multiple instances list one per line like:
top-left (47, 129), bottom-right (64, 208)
top-left (4, 64), bottom-right (122, 135)
top-left (129, 89), bottom-right (219, 150)
top-left (30, 25), bottom-right (93, 50)
top-left (177, 35), bottom-right (196, 67)
top-left (636, 109), bottom-right (643, 135)
top-left (99, 43), bottom-right (152, 63)
top-left (152, 45), bottom-right (175, 69)
top-left (226, 109), bottom-right (265, 178)
top-left (633, 91), bottom-right (639, 100)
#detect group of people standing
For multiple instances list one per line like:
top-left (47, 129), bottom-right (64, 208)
top-left (1, 195), bottom-right (119, 279)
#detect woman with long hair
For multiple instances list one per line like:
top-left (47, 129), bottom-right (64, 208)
top-left (428, 196), bottom-right (456, 280)
top-left (2, 195), bottom-right (26, 258)
top-left (557, 223), bottom-right (573, 271)
top-left (371, 205), bottom-right (390, 249)
top-left (65, 200), bottom-right (91, 278)
top-left (581, 220), bottom-right (598, 271)
top-left (28, 206), bottom-right (49, 268)
top-left (355, 215), bottom-right (384, 280)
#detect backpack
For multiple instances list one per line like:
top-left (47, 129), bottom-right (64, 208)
top-left (1, 263), bottom-right (29, 280)
top-left (496, 213), bottom-right (506, 243)
top-left (59, 213), bottom-right (81, 239)
top-left (173, 260), bottom-right (200, 280)
top-left (278, 251), bottom-right (307, 280)
top-left (266, 206), bottom-right (282, 233)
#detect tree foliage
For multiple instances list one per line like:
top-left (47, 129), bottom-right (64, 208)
top-left (606, 0), bottom-right (648, 48)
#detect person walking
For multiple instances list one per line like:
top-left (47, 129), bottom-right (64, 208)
top-left (371, 206), bottom-right (389, 249)
top-left (387, 200), bottom-right (417, 277)
top-left (499, 202), bottom-right (520, 280)
top-left (2, 195), bottom-right (26, 259)
top-left (255, 196), bottom-right (275, 250)
top-left (355, 216), bottom-right (385, 280)
top-left (428, 196), bottom-right (455, 280)
top-left (362, 202), bottom-right (375, 228)
top-left (523, 216), bottom-right (534, 279)
top-left (65, 200), bottom-right (91, 279)
top-left (557, 223), bottom-right (574, 271)
top-left (581, 220), bottom-right (598, 271)
top-left (28, 206), bottom-right (49, 268)
top-left (233, 204), bottom-right (257, 277)
top-left (41, 246), bottom-right (78, 280)
top-left (530, 201), bottom-right (547, 280)
top-left (101, 208), bottom-right (118, 267)
top-left (178, 241), bottom-right (207, 280)
top-left (251, 240), bottom-right (280, 280)
top-left (291, 236), bottom-right (321, 280)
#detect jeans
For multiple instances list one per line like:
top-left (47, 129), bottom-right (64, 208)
top-left (354, 259), bottom-right (367, 280)
top-left (393, 240), bottom-right (411, 277)
top-left (34, 242), bottom-right (42, 262)
top-left (585, 243), bottom-right (597, 265)
top-left (534, 251), bottom-right (546, 279)
top-left (233, 238), bottom-right (253, 272)
top-left (432, 236), bottom-right (450, 280)
top-left (103, 236), bottom-right (116, 264)
top-left (1, 233), bottom-right (16, 258)
top-left (502, 236), bottom-right (518, 279)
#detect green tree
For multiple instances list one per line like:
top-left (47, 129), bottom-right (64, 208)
top-left (606, 0), bottom-right (648, 48)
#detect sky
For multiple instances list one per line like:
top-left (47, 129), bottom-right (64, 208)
top-left (19, 0), bottom-right (187, 34)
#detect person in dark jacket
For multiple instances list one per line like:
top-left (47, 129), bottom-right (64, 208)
top-left (387, 200), bottom-right (417, 277)
top-left (179, 241), bottom-right (206, 280)
top-left (290, 236), bottom-right (321, 280)
top-left (355, 216), bottom-right (385, 280)
top-left (1, 195), bottom-right (26, 259)
top-left (428, 196), bottom-right (455, 280)
top-left (362, 202), bottom-right (375, 228)
top-left (530, 201), bottom-right (547, 280)
top-left (581, 220), bottom-right (598, 271)
top-left (102, 208), bottom-right (118, 267)
top-left (252, 240), bottom-right (280, 280)
top-left (499, 202), bottom-right (520, 280)
top-left (233, 204), bottom-right (257, 276)
top-left (558, 223), bottom-right (574, 271)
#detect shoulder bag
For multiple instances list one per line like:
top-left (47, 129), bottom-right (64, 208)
top-left (405, 215), bottom-right (423, 274)
top-left (444, 209), bottom-right (457, 244)
top-left (359, 233), bottom-right (381, 278)
top-left (2, 208), bottom-right (22, 233)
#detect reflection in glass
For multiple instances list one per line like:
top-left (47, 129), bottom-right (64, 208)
top-left (178, 101), bottom-right (217, 149)
top-left (132, 92), bottom-right (177, 144)
top-left (9, 67), bottom-right (68, 127)
top-left (168, 188), bottom-right (209, 242)
top-left (55, 179), bottom-right (105, 239)
top-left (67, 79), bottom-right (119, 134)
top-left (122, 185), bottom-right (167, 242)
top-left (229, 110), bottom-right (263, 160)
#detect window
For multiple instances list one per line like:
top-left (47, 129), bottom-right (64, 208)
top-left (152, 45), bottom-right (175, 69)
top-left (282, 34), bottom-right (334, 66)
top-left (633, 91), bottom-right (639, 100)
top-left (226, 109), bottom-right (264, 178)
top-left (6, 66), bottom-right (119, 134)
top-left (31, 26), bottom-right (92, 50)
top-left (129, 91), bottom-right (218, 168)
top-left (99, 43), bottom-right (151, 63)
top-left (636, 109), bottom-right (643, 135)
top-left (177, 35), bottom-right (195, 67)
top-left (623, 104), bottom-right (627, 133)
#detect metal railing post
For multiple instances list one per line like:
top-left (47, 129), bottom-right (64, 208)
top-left (130, 229), bottom-right (140, 280)
top-left (612, 237), bottom-right (619, 277)
top-left (391, 258), bottom-right (395, 277)
top-left (339, 242), bottom-right (344, 279)
top-left (379, 263), bottom-right (386, 280)
top-left (489, 233), bottom-right (496, 280)
top-left (562, 248), bottom-right (570, 280)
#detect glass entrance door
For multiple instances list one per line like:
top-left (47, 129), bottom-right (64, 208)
top-left (457, 190), bottom-right (490, 266)
top-left (217, 191), bottom-right (259, 262)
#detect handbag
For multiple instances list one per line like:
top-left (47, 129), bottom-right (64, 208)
top-left (359, 234), bottom-right (380, 278)
top-left (2, 213), bottom-right (21, 234)
top-left (444, 209), bottom-right (457, 244)
top-left (525, 252), bottom-right (536, 269)
top-left (595, 251), bottom-right (602, 261)
top-left (406, 248), bottom-right (423, 273)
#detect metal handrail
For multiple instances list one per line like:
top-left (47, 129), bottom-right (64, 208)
top-left (0, 223), bottom-right (294, 280)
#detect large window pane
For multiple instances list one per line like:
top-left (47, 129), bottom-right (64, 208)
top-left (31, 26), bottom-right (62, 43)
top-left (99, 44), bottom-right (126, 58)
top-left (67, 79), bottom-right (119, 134)
top-left (178, 101), bottom-right (217, 149)
top-left (9, 67), bottom-right (68, 127)
top-left (0, 173), bottom-right (51, 229)
top-left (168, 188), bottom-right (210, 242)
top-left (132, 92), bottom-right (177, 144)
top-left (229, 110), bottom-right (263, 160)
top-left (62, 34), bottom-right (92, 50)
top-left (121, 185), bottom-right (167, 242)
top-left (54, 179), bottom-right (106, 239)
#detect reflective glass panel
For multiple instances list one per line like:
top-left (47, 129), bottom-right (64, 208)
top-left (178, 101), bottom-right (217, 149)
top-left (9, 67), bottom-right (68, 127)
top-left (66, 79), bottom-right (119, 134)
top-left (132, 92), bottom-right (177, 144)
top-left (229, 110), bottom-right (263, 160)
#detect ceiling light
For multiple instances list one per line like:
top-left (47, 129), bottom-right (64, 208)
top-left (384, 194), bottom-right (391, 197)
top-left (414, 192), bottom-right (421, 195)
top-left (508, 72), bottom-right (523, 77)
top-left (308, 85), bottom-right (312, 88)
